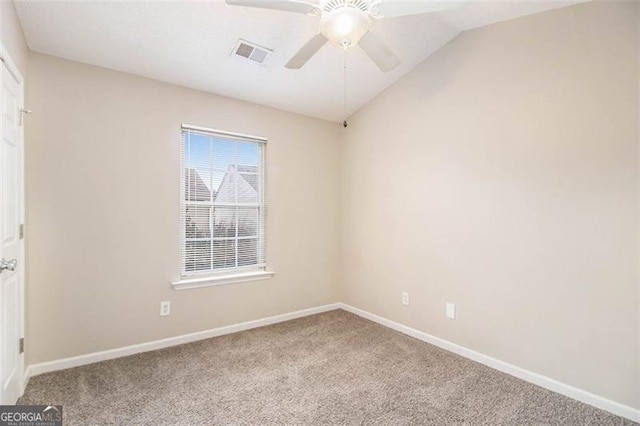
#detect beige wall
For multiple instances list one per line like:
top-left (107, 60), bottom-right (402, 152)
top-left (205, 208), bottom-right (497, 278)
top-left (1, 0), bottom-right (28, 76)
top-left (25, 53), bottom-right (341, 364)
top-left (341, 1), bottom-right (639, 409)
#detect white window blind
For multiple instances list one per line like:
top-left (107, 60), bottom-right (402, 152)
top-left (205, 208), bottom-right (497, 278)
top-left (180, 125), bottom-right (266, 277)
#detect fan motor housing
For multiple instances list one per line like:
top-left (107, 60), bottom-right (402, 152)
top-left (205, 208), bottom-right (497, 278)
top-left (322, 0), bottom-right (372, 14)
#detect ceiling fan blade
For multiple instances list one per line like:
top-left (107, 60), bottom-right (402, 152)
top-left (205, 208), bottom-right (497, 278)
top-left (376, 0), bottom-right (466, 18)
top-left (359, 31), bottom-right (400, 72)
top-left (225, 0), bottom-right (318, 15)
top-left (285, 34), bottom-right (327, 69)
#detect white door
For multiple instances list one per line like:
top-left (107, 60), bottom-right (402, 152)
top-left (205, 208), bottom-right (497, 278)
top-left (0, 52), bottom-right (25, 405)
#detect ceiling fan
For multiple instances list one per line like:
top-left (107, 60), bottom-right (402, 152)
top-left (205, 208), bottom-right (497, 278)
top-left (225, 0), bottom-right (464, 72)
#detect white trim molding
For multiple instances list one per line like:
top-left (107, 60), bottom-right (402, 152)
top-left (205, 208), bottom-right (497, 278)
top-left (22, 366), bottom-right (31, 395)
top-left (338, 303), bottom-right (640, 423)
top-left (24, 302), bottom-right (639, 422)
top-left (28, 303), bottom-right (338, 377)
top-left (181, 123), bottom-right (267, 143)
top-left (0, 42), bottom-right (24, 84)
top-left (171, 270), bottom-right (274, 290)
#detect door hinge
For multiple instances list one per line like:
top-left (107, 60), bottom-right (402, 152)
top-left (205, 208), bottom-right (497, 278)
top-left (19, 224), bottom-right (24, 239)
top-left (19, 338), bottom-right (24, 354)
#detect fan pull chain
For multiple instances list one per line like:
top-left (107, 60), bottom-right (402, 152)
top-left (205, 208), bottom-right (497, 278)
top-left (343, 49), bottom-right (348, 128)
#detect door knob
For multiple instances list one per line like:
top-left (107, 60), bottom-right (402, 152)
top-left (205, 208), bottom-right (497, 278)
top-left (0, 258), bottom-right (17, 272)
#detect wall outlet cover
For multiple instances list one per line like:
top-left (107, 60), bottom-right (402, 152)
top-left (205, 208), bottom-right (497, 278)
top-left (446, 303), bottom-right (455, 319)
top-left (160, 301), bottom-right (171, 316)
top-left (402, 292), bottom-right (409, 306)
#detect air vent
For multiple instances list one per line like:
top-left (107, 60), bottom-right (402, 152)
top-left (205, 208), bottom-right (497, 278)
top-left (233, 40), bottom-right (272, 64)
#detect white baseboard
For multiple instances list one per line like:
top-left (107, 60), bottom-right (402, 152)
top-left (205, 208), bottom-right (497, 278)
top-left (27, 303), bottom-right (341, 378)
top-left (24, 301), bottom-right (639, 422)
top-left (337, 303), bottom-right (640, 423)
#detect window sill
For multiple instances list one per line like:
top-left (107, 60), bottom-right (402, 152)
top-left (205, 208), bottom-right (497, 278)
top-left (171, 270), bottom-right (275, 290)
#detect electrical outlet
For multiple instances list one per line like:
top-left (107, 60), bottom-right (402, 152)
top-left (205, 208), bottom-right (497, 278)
top-left (446, 302), bottom-right (455, 319)
top-left (402, 292), bottom-right (409, 306)
top-left (160, 301), bottom-right (171, 316)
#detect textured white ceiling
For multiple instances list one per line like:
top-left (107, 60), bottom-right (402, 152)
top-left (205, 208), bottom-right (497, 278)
top-left (13, 0), bottom-right (583, 122)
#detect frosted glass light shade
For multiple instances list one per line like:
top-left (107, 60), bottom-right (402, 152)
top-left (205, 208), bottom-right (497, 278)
top-left (320, 8), bottom-right (371, 49)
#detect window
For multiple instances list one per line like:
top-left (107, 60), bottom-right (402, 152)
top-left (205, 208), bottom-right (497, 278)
top-left (179, 125), bottom-right (268, 285)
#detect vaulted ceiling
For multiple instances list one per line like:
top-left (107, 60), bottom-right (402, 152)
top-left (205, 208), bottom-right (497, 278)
top-left (14, 0), bottom-right (582, 122)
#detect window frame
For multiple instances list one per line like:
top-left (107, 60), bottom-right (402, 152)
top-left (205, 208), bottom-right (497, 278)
top-left (172, 124), bottom-right (273, 290)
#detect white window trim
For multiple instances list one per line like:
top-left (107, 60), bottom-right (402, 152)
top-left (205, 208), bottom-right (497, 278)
top-left (172, 270), bottom-right (274, 290)
top-left (181, 124), bottom-right (267, 144)
top-left (177, 124), bottom-right (273, 290)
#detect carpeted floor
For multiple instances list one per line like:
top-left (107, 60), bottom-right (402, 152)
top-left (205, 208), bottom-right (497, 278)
top-left (20, 309), bottom-right (636, 425)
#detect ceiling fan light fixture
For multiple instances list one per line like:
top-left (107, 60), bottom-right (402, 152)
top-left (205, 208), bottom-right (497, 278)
top-left (320, 7), bottom-right (371, 49)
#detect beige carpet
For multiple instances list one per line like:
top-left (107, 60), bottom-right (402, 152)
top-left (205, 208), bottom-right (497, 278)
top-left (19, 310), bottom-right (636, 425)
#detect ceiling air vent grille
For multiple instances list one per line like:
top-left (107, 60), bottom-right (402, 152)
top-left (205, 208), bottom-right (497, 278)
top-left (233, 40), bottom-right (272, 64)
